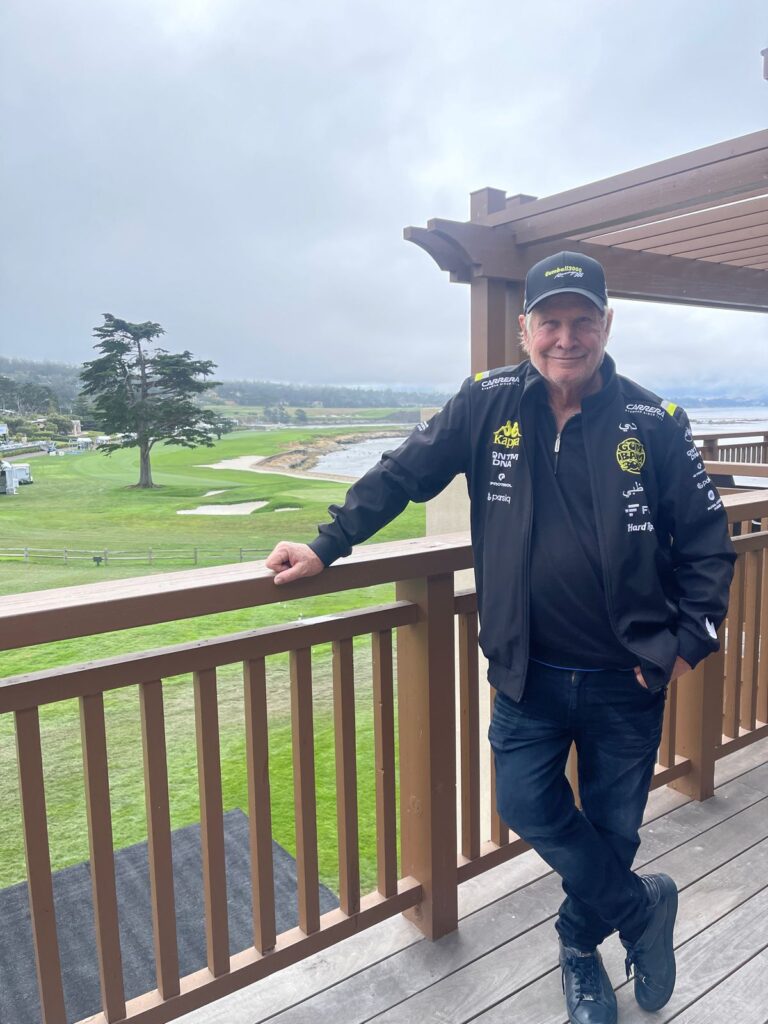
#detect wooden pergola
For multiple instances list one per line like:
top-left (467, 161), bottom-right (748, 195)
top-left (405, 129), bottom-right (768, 375)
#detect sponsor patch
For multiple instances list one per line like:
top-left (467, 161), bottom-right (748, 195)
top-left (492, 450), bottom-right (519, 467)
top-left (705, 617), bottom-right (717, 639)
top-left (481, 375), bottom-right (520, 390)
top-left (544, 264), bottom-right (584, 279)
top-left (626, 402), bottom-right (664, 421)
top-left (627, 521), bottom-right (655, 533)
top-left (622, 481), bottom-right (644, 498)
top-left (492, 420), bottom-right (522, 449)
top-left (616, 438), bottom-right (646, 474)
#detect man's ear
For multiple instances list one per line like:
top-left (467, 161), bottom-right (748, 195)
top-left (604, 307), bottom-right (614, 341)
top-left (518, 313), bottom-right (529, 353)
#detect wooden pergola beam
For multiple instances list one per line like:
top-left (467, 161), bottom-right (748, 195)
top-left (403, 219), bottom-right (768, 312)
top-left (583, 196), bottom-right (768, 248)
top-left (481, 131), bottom-right (768, 244)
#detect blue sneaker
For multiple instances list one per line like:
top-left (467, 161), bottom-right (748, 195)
top-left (559, 940), bottom-right (617, 1024)
top-left (621, 873), bottom-right (678, 1011)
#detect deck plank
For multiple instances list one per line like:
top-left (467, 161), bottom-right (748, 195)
top-left (669, 946), bottom-right (768, 1023)
top-left (256, 777), bottom-right (768, 1024)
top-left (176, 738), bottom-right (768, 1024)
top-left (372, 813), bottom-right (768, 1024)
top-left (473, 829), bottom-right (768, 1022)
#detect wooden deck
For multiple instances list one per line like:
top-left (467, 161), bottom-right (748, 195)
top-left (177, 734), bottom-right (768, 1024)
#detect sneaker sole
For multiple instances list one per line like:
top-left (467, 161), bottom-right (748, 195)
top-left (636, 873), bottom-right (677, 1012)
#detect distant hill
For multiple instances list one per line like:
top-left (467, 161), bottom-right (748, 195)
top-left (0, 356), bottom-right (451, 410)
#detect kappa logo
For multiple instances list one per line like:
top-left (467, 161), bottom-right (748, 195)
top-left (616, 438), bottom-right (646, 475)
top-left (492, 420), bottom-right (522, 449)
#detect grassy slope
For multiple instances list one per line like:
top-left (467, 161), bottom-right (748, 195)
top-left (0, 429), bottom-right (421, 892)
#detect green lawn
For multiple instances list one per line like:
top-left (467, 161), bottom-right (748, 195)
top-left (0, 430), bottom-right (422, 894)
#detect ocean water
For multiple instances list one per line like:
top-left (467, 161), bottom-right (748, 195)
top-left (313, 406), bottom-right (768, 482)
top-left (313, 435), bottom-right (408, 478)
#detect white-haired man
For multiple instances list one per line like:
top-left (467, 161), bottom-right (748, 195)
top-left (266, 251), bottom-right (735, 1024)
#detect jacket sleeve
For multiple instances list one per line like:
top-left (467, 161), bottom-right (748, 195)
top-left (657, 408), bottom-right (736, 669)
top-left (309, 377), bottom-right (471, 566)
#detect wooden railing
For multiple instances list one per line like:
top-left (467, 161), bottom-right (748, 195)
top-left (698, 429), bottom-right (768, 464)
top-left (1, 495), bottom-right (767, 1024)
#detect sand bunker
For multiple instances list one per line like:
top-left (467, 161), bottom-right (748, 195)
top-left (201, 456), bottom-right (267, 472)
top-left (274, 507), bottom-right (300, 512)
top-left (177, 501), bottom-right (268, 516)
top-left (203, 489), bottom-right (228, 497)
top-left (199, 453), bottom-right (351, 483)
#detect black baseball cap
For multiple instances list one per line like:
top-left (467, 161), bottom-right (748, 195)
top-left (523, 251), bottom-right (608, 314)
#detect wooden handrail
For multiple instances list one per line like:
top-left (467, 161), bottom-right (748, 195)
top-left (2, 492), bottom-right (764, 655)
top-left (0, 534), bottom-right (472, 651)
top-left (696, 429), bottom-right (768, 441)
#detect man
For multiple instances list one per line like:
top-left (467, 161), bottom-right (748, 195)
top-left (266, 251), bottom-right (735, 1024)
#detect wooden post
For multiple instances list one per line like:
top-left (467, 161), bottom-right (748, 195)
top-left (395, 573), bottom-right (458, 940)
top-left (669, 644), bottom-right (725, 801)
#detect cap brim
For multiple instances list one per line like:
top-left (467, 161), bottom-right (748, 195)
top-left (525, 287), bottom-right (606, 314)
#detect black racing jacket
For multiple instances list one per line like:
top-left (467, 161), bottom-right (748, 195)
top-left (310, 354), bottom-right (736, 698)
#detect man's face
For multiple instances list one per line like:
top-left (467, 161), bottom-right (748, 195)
top-left (519, 294), bottom-right (612, 394)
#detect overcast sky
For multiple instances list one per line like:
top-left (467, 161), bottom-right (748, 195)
top-left (1, 0), bottom-right (766, 393)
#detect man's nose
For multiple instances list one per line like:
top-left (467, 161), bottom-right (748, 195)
top-left (556, 322), bottom-right (579, 347)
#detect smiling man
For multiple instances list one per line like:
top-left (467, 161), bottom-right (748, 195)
top-left (266, 251), bottom-right (736, 1024)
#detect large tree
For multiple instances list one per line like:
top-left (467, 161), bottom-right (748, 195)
top-left (80, 315), bottom-right (218, 488)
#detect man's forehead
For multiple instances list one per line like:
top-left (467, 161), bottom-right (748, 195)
top-left (531, 294), bottom-right (602, 318)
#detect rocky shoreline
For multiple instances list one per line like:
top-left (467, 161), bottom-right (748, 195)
top-left (255, 430), bottom-right (407, 474)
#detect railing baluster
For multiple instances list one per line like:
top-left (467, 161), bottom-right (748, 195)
top-left (372, 629), bottom-right (398, 898)
top-left (15, 707), bottom-right (67, 1024)
top-left (139, 680), bottom-right (180, 998)
top-left (290, 647), bottom-right (320, 934)
top-left (193, 667), bottom-right (230, 976)
top-left (658, 678), bottom-right (678, 768)
top-left (758, 548), bottom-right (768, 724)
top-left (333, 637), bottom-right (360, 916)
top-left (80, 692), bottom-right (126, 1021)
top-left (723, 556), bottom-right (744, 739)
top-left (458, 611), bottom-right (480, 860)
top-left (741, 550), bottom-right (760, 731)
top-left (396, 573), bottom-right (458, 940)
top-left (244, 657), bottom-right (276, 953)
top-left (489, 689), bottom-right (509, 846)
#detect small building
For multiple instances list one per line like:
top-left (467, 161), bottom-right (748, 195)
top-left (14, 463), bottom-right (33, 484)
top-left (0, 461), bottom-right (19, 495)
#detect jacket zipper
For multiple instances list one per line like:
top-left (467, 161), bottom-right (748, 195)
top-left (553, 433), bottom-right (561, 475)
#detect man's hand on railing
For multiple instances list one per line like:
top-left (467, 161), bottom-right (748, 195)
top-left (266, 542), bottom-right (325, 585)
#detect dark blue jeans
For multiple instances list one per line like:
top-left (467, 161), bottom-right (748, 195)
top-left (488, 660), bottom-right (666, 951)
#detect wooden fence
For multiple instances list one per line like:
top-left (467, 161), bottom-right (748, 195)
top-left (0, 546), bottom-right (270, 566)
top-left (0, 493), bottom-right (767, 1024)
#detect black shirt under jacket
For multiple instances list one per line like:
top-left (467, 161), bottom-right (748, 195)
top-left (529, 394), bottom-right (635, 671)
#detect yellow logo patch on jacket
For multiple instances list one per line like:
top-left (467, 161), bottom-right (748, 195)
top-left (493, 420), bottom-right (522, 448)
top-left (616, 438), bottom-right (646, 474)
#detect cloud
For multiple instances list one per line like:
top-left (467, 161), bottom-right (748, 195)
top-left (0, 0), bottom-right (765, 388)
